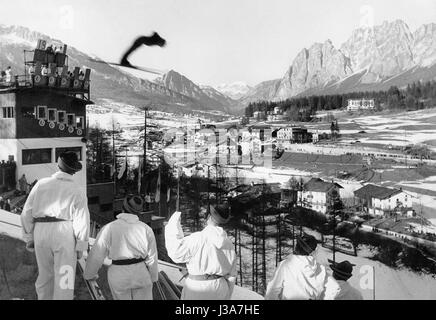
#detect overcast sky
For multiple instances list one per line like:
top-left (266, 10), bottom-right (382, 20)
top-left (2, 0), bottom-right (436, 86)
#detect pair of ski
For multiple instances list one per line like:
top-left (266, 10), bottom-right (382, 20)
top-left (89, 58), bottom-right (166, 75)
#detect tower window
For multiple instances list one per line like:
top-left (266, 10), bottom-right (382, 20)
top-left (67, 114), bottom-right (76, 127)
top-left (58, 110), bottom-right (66, 124)
top-left (1, 107), bottom-right (14, 119)
top-left (37, 106), bottom-right (47, 120)
top-left (22, 148), bottom-right (52, 165)
top-left (48, 108), bottom-right (57, 122)
top-left (76, 116), bottom-right (85, 129)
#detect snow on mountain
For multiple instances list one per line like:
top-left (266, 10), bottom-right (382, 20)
top-left (156, 70), bottom-right (238, 112)
top-left (340, 20), bottom-right (415, 83)
top-left (413, 23), bottom-right (436, 67)
top-left (0, 25), bottom-right (239, 114)
top-left (243, 20), bottom-right (436, 103)
top-left (215, 82), bottom-right (252, 100)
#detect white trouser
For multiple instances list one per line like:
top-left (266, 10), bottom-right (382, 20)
top-left (182, 278), bottom-right (232, 300)
top-left (108, 263), bottom-right (153, 300)
top-left (34, 221), bottom-right (76, 300)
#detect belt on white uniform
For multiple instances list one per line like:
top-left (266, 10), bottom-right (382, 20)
top-left (34, 217), bottom-right (66, 223)
top-left (112, 258), bottom-right (146, 266)
top-left (188, 274), bottom-right (224, 281)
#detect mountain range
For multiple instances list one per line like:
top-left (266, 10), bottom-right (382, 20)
top-left (0, 24), bottom-right (237, 114)
top-left (242, 20), bottom-right (436, 103)
top-left (1, 20), bottom-right (436, 115)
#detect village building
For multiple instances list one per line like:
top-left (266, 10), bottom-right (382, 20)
top-left (280, 183), bottom-right (299, 207)
top-left (267, 114), bottom-right (287, 121)
top-left (354, 184), bottom-right (414, 217)
top-left (252, 111), bottom-right (266, 121)
top-left (277, 126), bottom-right (312, 144)
top-left (298, 178), bottom-right (343, 214)
top-left (346, 99), bottom-right (375, 111)
top-left (273, 106), bottom-right (282, 115)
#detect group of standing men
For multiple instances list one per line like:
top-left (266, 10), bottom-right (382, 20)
top-left (19, 151), bottom-right (236, 300)
top-left (20, 151), bottom-right (362, 300)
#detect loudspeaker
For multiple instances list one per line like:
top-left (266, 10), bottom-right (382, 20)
top-left (73, 67), bottom-right (80, 79)
top-left (60, 77), bottom-right (69, 88)
top-left (84, 68), bottom-right (91, 81)
top-left (34, 75), bottom-right (48, 86)
top-left (48, 76), bottom-right (57, 87)
top-left (73, 79), bottom-right (82, 89)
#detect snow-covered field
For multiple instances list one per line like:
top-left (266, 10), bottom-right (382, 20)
top-left (342, 108), bottom-right (436, 151)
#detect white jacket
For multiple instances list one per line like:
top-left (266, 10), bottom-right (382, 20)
top-left (265, 254), bottom-right (328, 300)
top-left (21, 171), bottom-right (90, 251)
top-left (84, 213), bottom-right (159, 283)
top-left (165, 212), bottom-right (237, 299)
top-left (324, 277), bottom-right (363, 300)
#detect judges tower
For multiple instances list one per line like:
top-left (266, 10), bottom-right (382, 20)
top-left (0, 39), bottom-right (92, 192)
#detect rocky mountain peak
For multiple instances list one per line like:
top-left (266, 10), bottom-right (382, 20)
top-left (243, 19), bottom-right (436, 103)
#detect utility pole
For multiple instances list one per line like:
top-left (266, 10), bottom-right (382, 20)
top-left (112, 119), bottom-right (117, 195)
top-left (176, 167), bottom-right (180, 212)
top-left (143, 105), bottom-right (150, 192)
top-left (373, 266), bottom-right (376, 300)
top-left (158, 162), bottom-right (162, 217)
top-left (207, 165), bottom-right (210, 214)
top-left (331, 195), bottom-right (337, 263)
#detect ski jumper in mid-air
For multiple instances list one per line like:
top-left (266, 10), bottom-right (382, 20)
top-left (120, 32), bottom-right (167, 68)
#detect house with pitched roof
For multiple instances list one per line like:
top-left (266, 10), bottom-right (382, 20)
top-left (354, 184), bottom-right (414, 217)
top-left (298, 178), bottom-right (343, 214)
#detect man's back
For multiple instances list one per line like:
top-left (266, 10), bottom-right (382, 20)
top-left (266, 254), bottom-right (327, 300)
top-left (324, 277), bottom-right (363, 300)
top-left (103, 214), bottom-right (155, 260)
top-left (28, 172), bottom-right (83, 220)
top-left (184, 225), bottom-right (235, 276)
top-left (84, 213), bottom-right (158, 287)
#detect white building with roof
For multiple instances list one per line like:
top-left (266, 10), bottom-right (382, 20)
top-left (354, 184), bottom-right (414, 217)
top-left (347, 99), bottom-right (375, 111)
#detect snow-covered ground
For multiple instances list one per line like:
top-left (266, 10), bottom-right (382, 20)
top-left (232, 226), bottom-right (436, 300)
top-left (343, 108), bottom-right (436, 151)
top-left (315, 245), bottom-right (436, 300)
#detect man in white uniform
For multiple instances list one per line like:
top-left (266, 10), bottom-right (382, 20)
top-left (5, 66), bottom-right (12, 82)
top-left (21, 151), bottom-right (90, 300)
top-left (84, 196), bottom-right (158, 300)
top-left (165, 205), bottom-right (237, 300)
top-left (324, 260), bottom-right (363, 300)
top-left (265, 234), bottom-right (328, 300)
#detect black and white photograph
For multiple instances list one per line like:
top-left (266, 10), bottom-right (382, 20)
top-left (1, 0), bottom-right (436, 307)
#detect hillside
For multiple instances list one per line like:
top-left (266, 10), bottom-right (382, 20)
top-left (0, 25), bottom-right (238, 114)
top-left (242, 20), bottom-right (436, 103)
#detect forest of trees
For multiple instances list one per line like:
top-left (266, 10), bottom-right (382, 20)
top-left (245, 80), bottom-right (436, 121)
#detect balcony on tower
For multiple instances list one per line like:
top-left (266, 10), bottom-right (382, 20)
top-left (0, 39), bottom-right (92, 101)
